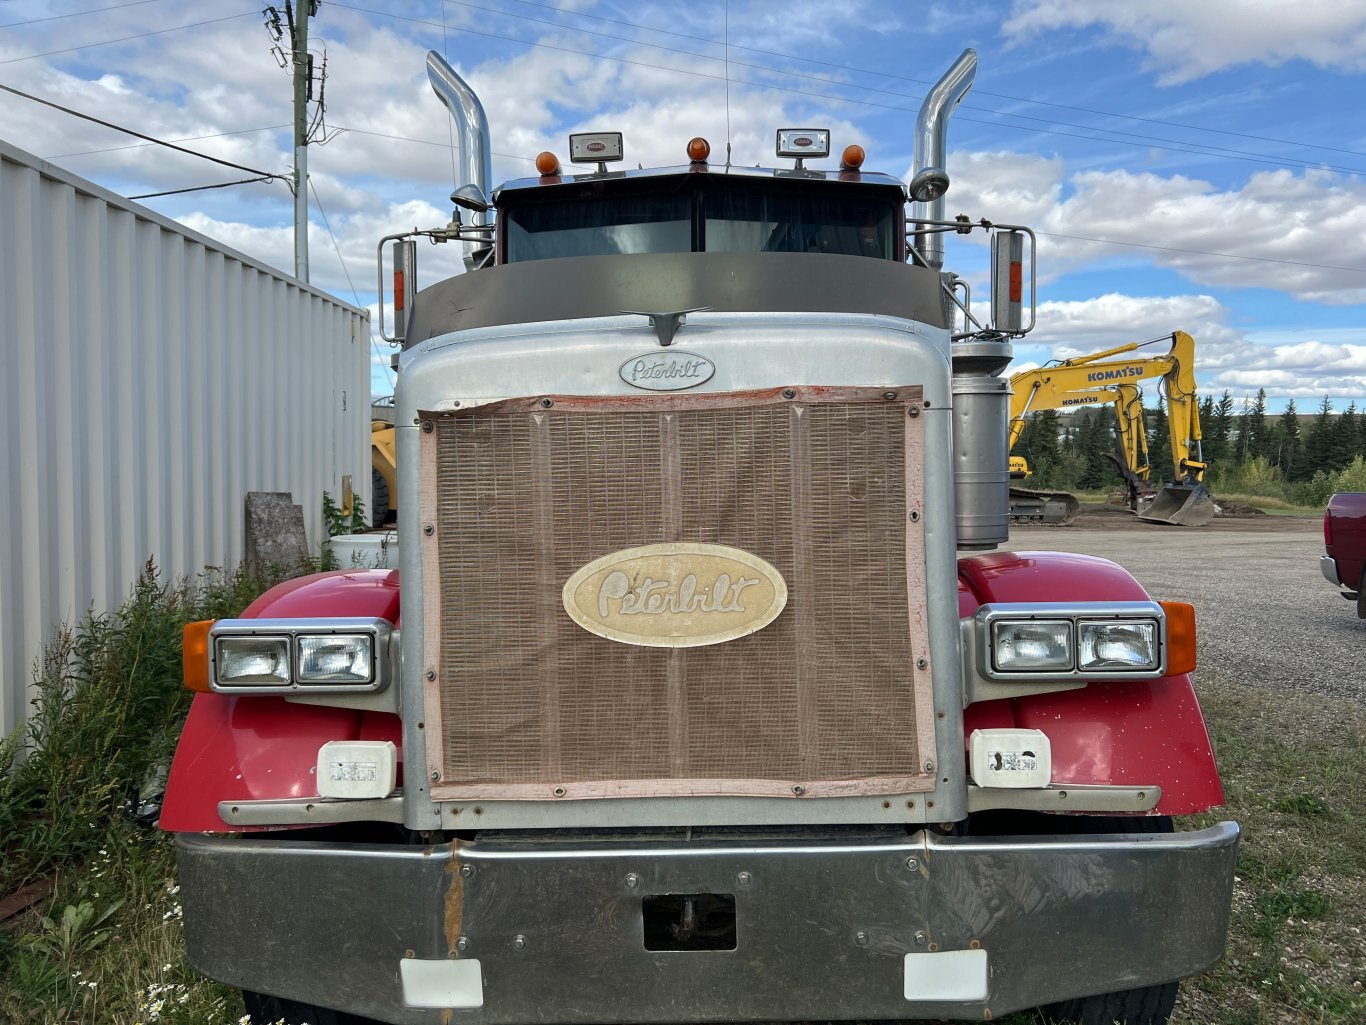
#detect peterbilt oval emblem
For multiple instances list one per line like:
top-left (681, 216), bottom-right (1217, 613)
top-left (562, 543), bottom-right (788, 648)
top-left (619, 351), bottom-right (715, 391)
top-left (794, 136), bottom-right (813, 147)
top-left (587, 141), bottom-right (607, 152)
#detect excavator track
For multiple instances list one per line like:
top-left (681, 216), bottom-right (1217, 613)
top-left (1009, 487), bottom-right (1081, 526)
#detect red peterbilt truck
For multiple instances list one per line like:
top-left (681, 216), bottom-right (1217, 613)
top-left (161, 49), bottom-right (1238, 1025)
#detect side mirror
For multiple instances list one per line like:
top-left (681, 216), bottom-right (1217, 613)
top-left (908, 167), bottom-right (950, 204)
top-left (451, 184), bottom-right (490, 213)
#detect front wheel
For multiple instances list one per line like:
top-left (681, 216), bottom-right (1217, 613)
top-left (241, 990), bottom-right (379, 1025)
top-left (967, 813), bottom-right (1182, 1025)
top-left (1043, 980), bottom-right (1178, 1025)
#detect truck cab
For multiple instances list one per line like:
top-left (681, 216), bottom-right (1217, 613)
top-left (161, 49), bottom-right (1237, 1025)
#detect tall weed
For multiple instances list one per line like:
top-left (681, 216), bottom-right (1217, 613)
top-left (0, 561), bottom-right (278, 895)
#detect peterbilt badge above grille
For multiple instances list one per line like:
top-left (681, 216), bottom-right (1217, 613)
top-left (619, 352), bottom-right (715, 391)
top-left (562, 543), bottom-right (787, 647)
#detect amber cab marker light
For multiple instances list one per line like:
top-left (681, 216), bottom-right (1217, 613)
top-left (535, 150), bottom-right (562, 176)
top-left (840, 144), bottom-right (866, 170)
top-left (1159, 601), bottom-right (1196, 676)
top-left (183, 620), bottom-right (215, 692)
top-left (687, 137), bottom-right (711, 162)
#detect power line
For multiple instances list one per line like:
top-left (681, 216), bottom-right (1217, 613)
top-left (329, 3), bottom-right (1366, 177)
top-left (47, 123), bottom-right (291, 159)
top-left (492, 0), bottom-right (1366, 161)
top-left (129, 174), bottom-right (278, 199)
top-left (0, 0), bottom-right (172, 29)
top-left (330, 123), bottom-right (535, 163)
top-left (0, 10), bottom-right (257, 64)
top-left (0, 82), bottom-right (289, 182)
top-left (309, 179), bottom-right (396, 387)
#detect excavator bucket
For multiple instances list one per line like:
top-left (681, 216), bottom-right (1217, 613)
top-left (1138, 483), bottom-right (1216, 526)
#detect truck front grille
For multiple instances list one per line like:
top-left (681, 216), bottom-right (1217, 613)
top-left (419, 387), bottom-right (934, 800)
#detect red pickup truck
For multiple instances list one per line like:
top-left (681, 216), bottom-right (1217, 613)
top-left (1322, 493), bottom-right (1366, 617)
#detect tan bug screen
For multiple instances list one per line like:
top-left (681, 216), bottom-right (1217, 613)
top-left (420, 388), bottom-right (933, 800)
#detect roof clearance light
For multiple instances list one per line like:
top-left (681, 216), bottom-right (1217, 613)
top-left (687, 136), bottom-right (711, 162)
top-left (569, 131), bottom-right (624, 170)
top-left (776, 128), bottom-right (830, 159)
top-left (534, 150), bottom-right (562, 176)
top-left (840, 144), bottom-right (866, 170)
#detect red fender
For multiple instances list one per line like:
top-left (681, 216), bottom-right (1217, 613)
top-left (159, 570), bottom-right (402, 833)
top-left (958, 550), bottom-right (1224, 816)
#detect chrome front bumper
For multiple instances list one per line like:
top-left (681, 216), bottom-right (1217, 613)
top-left (177, 823), bottom-right (1239, 1024)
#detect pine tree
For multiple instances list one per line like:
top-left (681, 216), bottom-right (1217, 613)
top-left (1247, 388), bottom-right (1269, 460)
top-left (1274, 399), bottom-right (1300, 479)
top-left (1301, 396), bottom-right (1334, 479)
top-left (1206, 390), bottom-right (1235, 466)
top-left (1332, 402), bottom-right (1360, 471)
top-left (1234, 397), bottom-right (1253, 463)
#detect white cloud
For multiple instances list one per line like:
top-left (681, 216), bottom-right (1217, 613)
top-left (1003, 0), bottom-right (1366, 83)
top-left (938, 151), bottom-right (1366, 304)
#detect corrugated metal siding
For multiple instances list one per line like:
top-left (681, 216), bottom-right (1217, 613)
top-left (0, 140), bottom-right (371, 739)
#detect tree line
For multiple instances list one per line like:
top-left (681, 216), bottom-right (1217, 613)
top-left (1015, 389), bottom-right (1366, 505)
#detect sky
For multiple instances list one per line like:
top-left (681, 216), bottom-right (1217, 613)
top-left (3, 0), bottom-right (1366, 411)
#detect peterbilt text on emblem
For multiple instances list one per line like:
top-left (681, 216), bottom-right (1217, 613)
top-left (562, 543), bottom-right (788, 647)
top-left (619, 352), bottom-right (716, 391)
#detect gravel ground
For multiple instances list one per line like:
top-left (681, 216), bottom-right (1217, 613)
top-left (1008, 513), bottom-right (1366, 705)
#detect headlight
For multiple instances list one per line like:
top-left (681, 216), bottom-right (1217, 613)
top-left (973, 602), bottom-right (1170, 682)
top-left (297, 634), bottom-right (374, 683)
top-left (207, 618), bottom-right (393, 694)
top-left (216, 636), bottom-right (290, 685)
top-left (1078, 620), bottom-right (1158, 671)
top-left (991, 620), bottom-right (1073, 672)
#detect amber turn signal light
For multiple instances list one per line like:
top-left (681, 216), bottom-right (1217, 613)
top-left (840, 144), bottom-right (865, 170)
top-left (535, 150), bottom-right (562, 175)
top-left (1159, 601), bottom-right (1196, 676)
top-left (687, 137), bottom-right (711, 162)
top-left (183, 620), bottom-right (215, 692)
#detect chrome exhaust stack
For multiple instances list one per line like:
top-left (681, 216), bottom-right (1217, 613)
top-left (426, 51), bottom-right (493, 227)
top-left (910, 48), bottom-right (976, 272)
top-left (910, 50), bottom-right (1012, 550)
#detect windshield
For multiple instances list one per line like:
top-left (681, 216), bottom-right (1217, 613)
top-left (505, 194), bottom-right (691, 262)
top-left (704, 189), bottom-right (893, 258)
top-left (503, 179), bottom-right (898, 263)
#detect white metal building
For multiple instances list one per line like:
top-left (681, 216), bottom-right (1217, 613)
top-left (0, 139), bottom-right (371, 739)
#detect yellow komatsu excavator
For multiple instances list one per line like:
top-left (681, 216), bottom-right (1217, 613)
top-left (1008, 330), bottom-right (1215, 526)
top-left (371, 419), bottom-right (398, 528)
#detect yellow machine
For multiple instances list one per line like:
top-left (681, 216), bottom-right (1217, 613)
top-left (371, 420), bottom-right (397, 526)
top-left (1008, 330), bottom-right (1214, 526)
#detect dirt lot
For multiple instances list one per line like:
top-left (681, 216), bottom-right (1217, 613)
top-left (1009, 510), bottom-right (1366, 706)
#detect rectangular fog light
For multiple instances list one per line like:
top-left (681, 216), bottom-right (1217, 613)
top-left (216, 636), bottom-right (289, 685)
top-left (317, 740), bottom-right (397, 799)
top-left (969, 728), bottom-right (1051, 788)
top-left (991, 619), bottom-right (1073, 672)
top-left (1078, 620), bottom-right (1158, 671)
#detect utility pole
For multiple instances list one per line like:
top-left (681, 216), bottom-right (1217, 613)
top-left (289, 1), bottom-right (313, 282)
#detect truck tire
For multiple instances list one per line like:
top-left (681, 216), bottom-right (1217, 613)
top-left (966, 813), bottom-right (1181, 1025)
top-left (1042, 980), bottom-right (1178, 1025)
top-left (1357, 566), bottom-right (1366, 619)
top-left (371, 466), bottom-right (391, 527)
top-left (241, 990), bottom-right (378, 1025)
